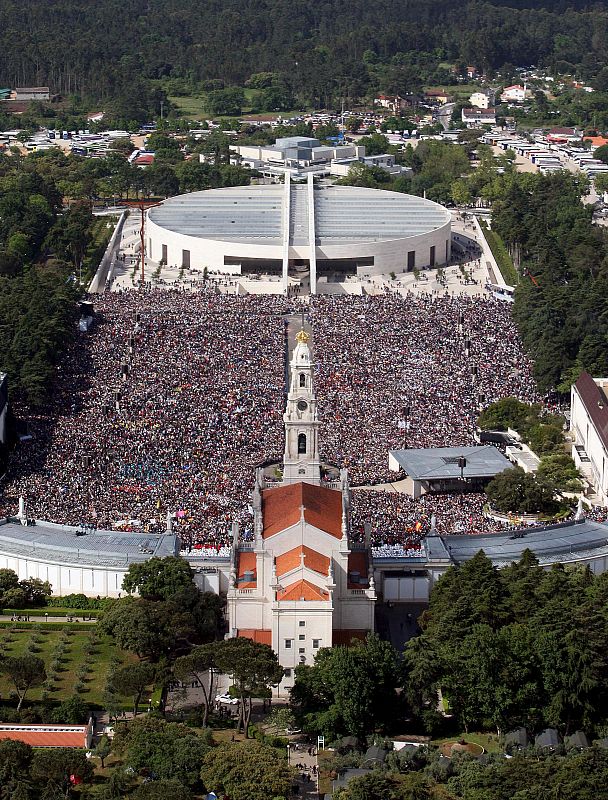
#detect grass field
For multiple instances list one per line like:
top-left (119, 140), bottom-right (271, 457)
top-left (425, 83), bottom-right (480, 99)
top-left (432, 731), bottom-right (502, 754)
top-left (169, 94), bottom-right (206, 120)
top-left (0, 626), bottom-right (136, 708)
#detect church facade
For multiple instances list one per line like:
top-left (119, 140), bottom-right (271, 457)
top-left (226, 329), bottom-right (376, 690)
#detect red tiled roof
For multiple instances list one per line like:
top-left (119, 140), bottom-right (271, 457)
top-left (575, 371), bottom-right (608, 450)
top-left (332, 630), bottom-right (368, 646)
top-left (276, 546), bottom-right (330, 578)
top-left (0, 726), bottom-right (87, 748)
top-left (277, 578), bottom-right (329, 601)
top-left (347, 551), bottom-right (369, 589)
top-left (238, 629), bottom-right (272, 646)
top-left (237, 551), bottom-right (257, 588)
top-left (262, 482), bottom-right (342, 539)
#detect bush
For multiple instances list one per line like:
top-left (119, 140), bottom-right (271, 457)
top-left (52, 696), bottom-right (90, 724)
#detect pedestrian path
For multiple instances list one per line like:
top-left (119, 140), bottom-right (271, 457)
top-left (0, 614), bottom-right (97, 623)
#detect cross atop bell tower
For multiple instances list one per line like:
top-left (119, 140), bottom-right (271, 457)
top-left (282, 327), bottom-right (321, 485)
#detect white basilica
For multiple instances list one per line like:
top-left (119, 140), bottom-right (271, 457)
top-left (226, 329), bottom-right (376, 688)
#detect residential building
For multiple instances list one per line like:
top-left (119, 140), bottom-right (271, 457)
top-left (469, 90), bottom-right (495, 109)
top-left (570, 372), bottom-right (608, 505)
top-left (14, 87), bottom-right (50, 101)
top-left (461, 107), bottom-right (497, 127)
top-left (423, 89), bottom-right (452, 105)
top-left (500, 85), bottom-right (529, 103)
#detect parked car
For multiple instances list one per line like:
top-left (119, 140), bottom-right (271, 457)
top-left (215, 693), bottom-right (239, 705)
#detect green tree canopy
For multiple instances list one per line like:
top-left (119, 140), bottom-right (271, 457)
top-left (122, 556), bottom-right (194, 600)
top-left (200, 740), bottom-right (294, 800)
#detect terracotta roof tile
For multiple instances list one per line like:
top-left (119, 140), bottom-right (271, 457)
top-left (0, 727), bottom-right (87, 748)
top-left (276, 546), bottom-right (330, 578)
top-left (238, 629), bottom-right (272, 646)
top-left (262, 482), bottom-right (342, 538)
top-left (237, 550), bottom-right (257, 588)
top-left (277, 578), bottom-right (329, 601)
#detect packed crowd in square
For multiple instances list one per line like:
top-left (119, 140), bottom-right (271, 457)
top-left (1, 287), bottom-right (599, 555)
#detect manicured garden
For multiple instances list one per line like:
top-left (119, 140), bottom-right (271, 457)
top-left (0, 624), bottom-right (136, 708)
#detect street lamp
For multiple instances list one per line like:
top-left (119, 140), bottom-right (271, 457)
top-left (457, 456), bottom-right (467, 482)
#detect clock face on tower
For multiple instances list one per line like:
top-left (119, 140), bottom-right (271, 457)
top-left (297, 400), bottom-right (308, 412)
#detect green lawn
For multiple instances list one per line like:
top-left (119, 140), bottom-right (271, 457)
top-left (168, 94), bottom-right (207, 121)
top-left (425, 83), bottom-right (480, 98)
top-left (432, 732), bottom-right (502, 754)
top-left (0, 626), bottom-right (136, 708)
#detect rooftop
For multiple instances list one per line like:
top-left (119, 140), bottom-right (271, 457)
top-left (443, 518), bottom-right (608, 566)
top-left (262, 482), bottom-right (342, 539)
top-left (148, 185), bottom-right (450, 246)
top-left (0, 724), bottom-right (88, 748)
top-left (0, 519), bottom-right (178, 567)
top-left (574, 371), bottom-right (608, 450)
top-left (389, 445), bottom-right (511, 480)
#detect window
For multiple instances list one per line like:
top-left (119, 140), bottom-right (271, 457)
top-left (299, 634), bottom-right (305, 641)
top-left (299, 647), bottom-right (305, 654)
top-left (313, 639), bottom-right (320, 649)
top-left (284, 669), bottom-right (292, 678)
top-left (299, 621), bottom-right (306, 627)
top-left (299, 373), bottom-right (306, 387)
top-left (161, 244), bottom-right (168, 264)
top-left (298, 433), bottom-right (307, 454)
top-left (407, 250), bottom-right (415, 271)
top-left (284, 639), bottom-right (292, 649)
top-left (430, 245), bottom-right (436, 267)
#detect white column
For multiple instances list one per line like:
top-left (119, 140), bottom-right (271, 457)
top-left (307, 173), bottom-right (317, 294)
top-left (282, 173), bottom-right (291, 293)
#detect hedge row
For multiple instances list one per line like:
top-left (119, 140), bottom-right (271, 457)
top-left (3, 607), bottom-right (102, 618)
top-left (480, 220), bottom-right (519, 287)
top-left (0, 622), bottom-right (97, 631)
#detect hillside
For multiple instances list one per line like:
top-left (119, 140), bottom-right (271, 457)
top-left (0, 0), bottom-right (607, 110)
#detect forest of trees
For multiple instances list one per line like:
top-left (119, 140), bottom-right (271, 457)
top-left (491, 172), bottom-right (608, 392)
top-left (1, 0), bottom-right (608, 116)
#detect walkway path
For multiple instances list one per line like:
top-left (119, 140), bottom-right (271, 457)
top-left (0, 614), bottom-right (97, 623)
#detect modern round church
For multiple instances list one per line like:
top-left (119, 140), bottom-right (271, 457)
top-left (147, 177), bottom-right (451, 291)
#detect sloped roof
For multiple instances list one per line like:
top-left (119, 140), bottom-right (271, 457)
top-left (565, 731), bottom-right (589, 749)
top-left (535, 728), bottom-right (560, 749)
top-left (0, 725), bottom-right (87, 748)
top-left (277, 578), bottom-right (329, 601)
top-left (262, 482), bottom-right (342, 538)
top-left (276, 545), bottom-right (330, 577)
top-left (237, 550), bottom-right (257, 588)
top-left (237, 629), bottom-right (272, 645)
top-left (390, 445), bottom-right (510, 480)
top-left (575, 371), bottom-right (608, 449)
top-left (347, 551), bottom-right (369, 588)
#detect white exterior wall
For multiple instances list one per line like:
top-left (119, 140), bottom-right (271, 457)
top-left (0, 551), bottom-right (127, 597)
top-left (470, 92), bottom-right (490, 109)
top-left (148, 216), bottom-right (451, 277)
top-left (571, 384), bottom-right (608, 504)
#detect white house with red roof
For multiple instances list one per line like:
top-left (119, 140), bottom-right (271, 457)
top-left (226, 329), bottom-right (376, 689)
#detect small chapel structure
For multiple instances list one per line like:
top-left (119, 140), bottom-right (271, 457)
top-left (227, 328), bottom-right (376, 690)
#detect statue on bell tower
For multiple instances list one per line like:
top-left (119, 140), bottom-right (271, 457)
top-left (282, 328), bottom-right (321, 485)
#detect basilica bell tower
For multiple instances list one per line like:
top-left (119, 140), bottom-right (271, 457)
top-left (282, 329), bottom-right (321, 485)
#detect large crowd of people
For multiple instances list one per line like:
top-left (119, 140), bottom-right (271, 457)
top-left (1, 287), bottom-right (602, 551)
